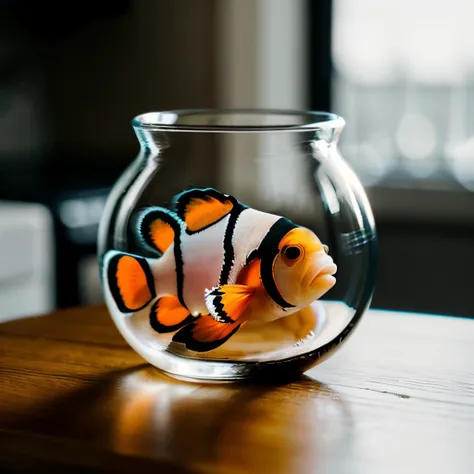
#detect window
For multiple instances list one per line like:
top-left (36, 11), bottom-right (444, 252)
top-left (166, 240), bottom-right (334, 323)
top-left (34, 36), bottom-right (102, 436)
top-left (332, 0), bottom-right (474, 191)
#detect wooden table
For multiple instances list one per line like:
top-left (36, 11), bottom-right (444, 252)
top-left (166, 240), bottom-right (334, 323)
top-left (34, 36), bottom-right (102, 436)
top-left (1, 305), bottom-right (473, 474)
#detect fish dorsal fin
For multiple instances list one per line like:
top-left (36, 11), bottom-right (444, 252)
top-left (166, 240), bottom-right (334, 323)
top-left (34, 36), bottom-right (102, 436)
top-left (149, 295), bottom-right (194, 333)
top-left (204, 284), bottom-right (255, 323)
top-left (172, 314), bottom-right (243, 352)
top-left (172, 188), bottom-right (236, 234)
top-left (106, 252), bottom-right (156, 313)
top-left (136, 207), bottom-right (183, 254)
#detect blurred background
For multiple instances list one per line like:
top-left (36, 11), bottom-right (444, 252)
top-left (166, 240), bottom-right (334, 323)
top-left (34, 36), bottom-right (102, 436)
top-left (0, 0), bottom-right (473, 322)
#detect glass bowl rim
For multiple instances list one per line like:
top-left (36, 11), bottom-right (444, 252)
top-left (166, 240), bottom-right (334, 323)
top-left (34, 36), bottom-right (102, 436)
top-left (132, 108), bottom-right (345, 133)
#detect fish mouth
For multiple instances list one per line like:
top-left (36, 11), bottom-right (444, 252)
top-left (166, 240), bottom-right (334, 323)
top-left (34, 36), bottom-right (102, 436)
top-left (309, 262), bottom-right (337, 286)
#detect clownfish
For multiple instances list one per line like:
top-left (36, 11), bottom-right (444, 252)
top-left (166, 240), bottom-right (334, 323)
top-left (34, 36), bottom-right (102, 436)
top-left (102, 188), bottom-right (337, 352)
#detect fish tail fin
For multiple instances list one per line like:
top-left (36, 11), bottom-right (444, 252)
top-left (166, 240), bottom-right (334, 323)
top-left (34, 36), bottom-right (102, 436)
top-left (172, 314), bottom-right (243, 352)
top-left (104, 250), bottom-right (156, 313)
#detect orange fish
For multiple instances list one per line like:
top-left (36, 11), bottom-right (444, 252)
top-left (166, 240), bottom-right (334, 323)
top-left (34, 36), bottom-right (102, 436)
top-left (102, 188), bottom-right (337, 352)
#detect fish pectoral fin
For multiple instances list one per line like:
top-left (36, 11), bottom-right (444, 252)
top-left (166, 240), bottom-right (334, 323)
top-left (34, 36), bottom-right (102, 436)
top-left (172, 188), bottom-right (237, 234)
top-left (204, 284), bottom-right (255, 323)
top-left (136, 207), bottom-right (183, 254)
top-left (105, 251), bottom-right (156, 313)
top-left (150, 295), bottom-right (194, 333)
top-left (172, 283), bottom-right (255, 352)
top-left (172, 314), bottom-right (243, 352)
top-left (236, 257), bottom-right (262, 287)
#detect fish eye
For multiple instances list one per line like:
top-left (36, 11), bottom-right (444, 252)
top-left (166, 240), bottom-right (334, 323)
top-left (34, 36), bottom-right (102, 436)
top-left (323, 244), bottom-right (329, 254)
top-left (283, 245), bottom-right (301, 260)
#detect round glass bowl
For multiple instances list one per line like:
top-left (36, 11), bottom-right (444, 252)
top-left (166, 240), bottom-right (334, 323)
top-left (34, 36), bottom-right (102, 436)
top-left (98, 109), bottom-right (377, 382)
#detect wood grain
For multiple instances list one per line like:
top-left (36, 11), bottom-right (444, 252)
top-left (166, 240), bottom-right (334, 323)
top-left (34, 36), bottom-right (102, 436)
top-left (1, 304), bottom-right (474, 474)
